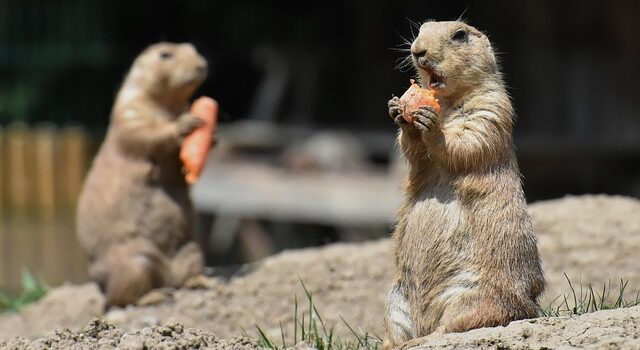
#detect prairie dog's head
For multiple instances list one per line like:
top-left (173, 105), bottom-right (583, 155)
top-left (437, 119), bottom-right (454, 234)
top-left (122, 42), bottom-right (208, 103)
top-left (411, 21), bottom-right (498, 99)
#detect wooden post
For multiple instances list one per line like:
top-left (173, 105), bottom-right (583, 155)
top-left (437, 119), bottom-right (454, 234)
top-left (5, 123), bottom-right (37, 288)
top-left (7, 123), bottom-right (30, 217)
top-left (0, 125), bottom-right (4, 217)
top-left (34, 124), bottom-right (56, 220)
top-left (60, 126), bottom-right (87, 210)
top-left (34, 124), bottom-right (58, 282)
top-left (0, 125), bottom-right (4, 286)
top-left (59, 126), bottom-right (89, 282)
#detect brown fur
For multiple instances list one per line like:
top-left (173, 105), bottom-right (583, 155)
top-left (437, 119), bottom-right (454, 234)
top-left (382, 21), bottom-right (545, 349)
top-left (76, 42), bottom-right (208, 308)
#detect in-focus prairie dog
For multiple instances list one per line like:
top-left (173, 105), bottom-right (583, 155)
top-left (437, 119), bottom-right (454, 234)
top-left (76, 42), bottom-right (209, 308)
top-left (383, 21), bottom-right (545, 349)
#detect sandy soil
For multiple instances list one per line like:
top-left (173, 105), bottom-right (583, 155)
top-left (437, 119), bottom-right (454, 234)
top-left (0, 319), bottom-right (260, 350)
top-left (3, 306), bottom-right (638, 349)
top-left (0, 194), bottom-right (638, 349)
top-left (530, 195), bottom-right (640, 302)
top-left (406, 305), bottom-right (640, 349)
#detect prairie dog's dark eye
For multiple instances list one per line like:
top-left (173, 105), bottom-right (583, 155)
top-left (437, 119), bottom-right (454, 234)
top-left (159, 51), bottom-right (173, 59)
top-left (452, 30), bottom-right (468, 42)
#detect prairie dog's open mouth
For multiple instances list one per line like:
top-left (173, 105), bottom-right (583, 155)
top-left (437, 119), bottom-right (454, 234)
top-left (422, 65), bottom-right (446, 89)
top-left (181, 68), bottom-right (207, 86)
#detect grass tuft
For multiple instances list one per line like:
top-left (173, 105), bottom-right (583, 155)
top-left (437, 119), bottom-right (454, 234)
top-left (257, 279), bottom-right (381, 350)
top-left (540, 273), bottom-right (640, 317)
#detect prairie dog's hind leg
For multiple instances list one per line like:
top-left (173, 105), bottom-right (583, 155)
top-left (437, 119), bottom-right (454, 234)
top-left (98, 241), bottom-right (171, 309)
top-left (437, 293), bottom-right (537, 335)
top-left (382, 282), bottom-right (415, 350)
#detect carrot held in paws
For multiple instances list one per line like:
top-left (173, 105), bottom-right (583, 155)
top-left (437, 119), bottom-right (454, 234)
top-left (180, 96), bottom-right (218, 184)
top-left (399, 79), bottom-right (440, 123)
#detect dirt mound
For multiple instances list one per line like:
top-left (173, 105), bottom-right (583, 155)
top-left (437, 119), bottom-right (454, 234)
top-left (0, 319), bottom-right (260, 350)
top-left (0, 194), bottom-right (638, 347)
top-left (0, 283), bottom-right (104, 338)
top-left (3, 307), bottom-right (640, 349)
top-left (103, 240), bottom-right (391, 341)
top-left (530, 194), bottom-right (640, 301)
top-left (0, 240), bottom-right (392, 341)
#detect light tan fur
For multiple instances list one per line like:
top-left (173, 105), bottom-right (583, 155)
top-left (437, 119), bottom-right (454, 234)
top-left (76, 42), bottom-right (209, 308)
top-left (382, 21), bottom-right (545, 349)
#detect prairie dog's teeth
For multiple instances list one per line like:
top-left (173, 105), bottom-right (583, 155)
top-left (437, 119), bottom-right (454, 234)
top-left (424, 72), bottom-right (431, 87)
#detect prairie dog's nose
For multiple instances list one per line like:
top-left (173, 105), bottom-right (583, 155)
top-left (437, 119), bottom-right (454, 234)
top-left (196, 60), bottom-right (208, 76)
top-left (197, 59), bottom-right (208, 72)
top-left (412, 49), bottom-right (429, 67)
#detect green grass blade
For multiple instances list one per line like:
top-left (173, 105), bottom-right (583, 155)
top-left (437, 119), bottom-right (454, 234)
top-left (340, 315), bottom-right (364, 347)
top-left (294, 294), bottom-right (298, 344)
top-left (280, 321), bottom-right (286, 348)
top-left (256, 325), bottom-right (276, 349)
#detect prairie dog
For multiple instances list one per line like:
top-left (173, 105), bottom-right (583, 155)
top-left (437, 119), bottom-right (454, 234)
top-left (76, 42), bottom-right (208, 308)
top-left (383, 21), bottom-right (545, 349)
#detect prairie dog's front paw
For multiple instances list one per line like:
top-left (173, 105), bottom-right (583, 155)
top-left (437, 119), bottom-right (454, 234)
top-left (176, 113), bottom-right (204, 137)
top-left (388, 96), bottom-right (408, 127)
top-left (412, 106), bottom-right (440, 136)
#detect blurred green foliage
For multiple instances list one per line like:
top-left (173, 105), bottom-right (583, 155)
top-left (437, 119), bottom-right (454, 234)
top-left (0, 270), bottom-right (48, 313)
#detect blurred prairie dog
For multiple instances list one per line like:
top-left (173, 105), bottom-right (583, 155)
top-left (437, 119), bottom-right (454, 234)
top-left (383, 21), bottom-right (545, 349)
top-left (76, 42), bottom-right (208, 308)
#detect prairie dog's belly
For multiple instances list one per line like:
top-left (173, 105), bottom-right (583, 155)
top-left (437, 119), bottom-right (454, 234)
top-left (138, 184), bottom-right (193, 254)
top-left (404, 185), bottom-right (466, 248)
top-left (107, 172), bottom-right (192, 255)
top-left (398, 187), bottom-right (474, 289)
top-left (78, 152), bottom-right (191, 256)
top-left (405, 194), bottom-right (464, 237)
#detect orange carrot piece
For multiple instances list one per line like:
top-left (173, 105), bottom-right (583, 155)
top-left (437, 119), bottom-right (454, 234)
top-left (399, 79), bottom-right (440, 123)
top-left (180, 96), bottom-right (219, 184)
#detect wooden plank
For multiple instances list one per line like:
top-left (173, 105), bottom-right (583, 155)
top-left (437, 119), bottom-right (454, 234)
top-left (60, 126), bottom-right (88, 209)
top-left (34, 124), bottom-right (56, 219)
top-left (0, 126), bottom-right (3, 286)
top-left (191, 161), bottom-right (401, 226)
top-left (22, 127), bottom-right (38, 280)
top-left (33, 124), bottom-right (58, 283)
top-left (58, 126), bottom-right (89, 282)
top-left (7, 123), bottom-right (30, 217)
top-left (0, 125), bottom-right (4, 216)
top-left (4, 123), bottom-right (36, 289)
top-left (0, 126), bottom-right (5, 288)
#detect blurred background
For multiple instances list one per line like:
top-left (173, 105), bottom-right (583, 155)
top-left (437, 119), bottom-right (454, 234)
top-left (0, 0), bottom-right (639, 291)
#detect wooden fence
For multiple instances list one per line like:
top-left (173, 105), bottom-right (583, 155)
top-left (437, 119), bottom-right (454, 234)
top-left (0, 123), bottom-right (90, 291)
